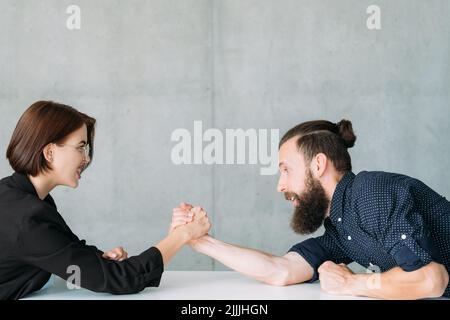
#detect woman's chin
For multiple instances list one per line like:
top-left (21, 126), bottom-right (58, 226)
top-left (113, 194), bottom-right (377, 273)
top-left (64, 179), bottom-right (79, 189)
top-left (72, 179), bottom-right (80, 188)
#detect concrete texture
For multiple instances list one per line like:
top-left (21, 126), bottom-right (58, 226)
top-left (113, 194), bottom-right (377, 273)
top-left (0, 0), bottom-right (449, 270)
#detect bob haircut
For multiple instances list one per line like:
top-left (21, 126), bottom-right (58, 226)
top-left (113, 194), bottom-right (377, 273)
top-left (6, 101), bottom-right (96, 176)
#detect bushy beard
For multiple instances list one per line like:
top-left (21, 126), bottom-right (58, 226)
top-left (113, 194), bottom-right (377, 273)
top-left (285, 170), bottom-right (329, 235)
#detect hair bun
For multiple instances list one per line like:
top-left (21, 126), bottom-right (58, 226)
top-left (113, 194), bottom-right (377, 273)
top-left (336, 119), bottom-right (356, 148)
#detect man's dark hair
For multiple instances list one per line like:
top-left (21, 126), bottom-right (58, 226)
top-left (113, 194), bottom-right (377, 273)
top-left (279, 119), bottom-right (356, 173)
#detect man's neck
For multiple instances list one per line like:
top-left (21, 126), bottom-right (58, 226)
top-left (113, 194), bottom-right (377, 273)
top-left (324, 171), bottom-right (345, 217)
top-left (27, 173), bottom-right (56, 200)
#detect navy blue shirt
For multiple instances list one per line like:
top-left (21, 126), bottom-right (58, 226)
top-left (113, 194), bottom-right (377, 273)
top-left (289, 171), bottom-right (450, 297)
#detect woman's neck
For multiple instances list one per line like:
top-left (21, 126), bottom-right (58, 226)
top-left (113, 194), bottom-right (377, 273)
top-left (27, 173), bottom-right (56, 200)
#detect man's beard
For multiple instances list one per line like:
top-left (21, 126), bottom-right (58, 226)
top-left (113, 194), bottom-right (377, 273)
top-left (284, 170), bottom-right (329, 235)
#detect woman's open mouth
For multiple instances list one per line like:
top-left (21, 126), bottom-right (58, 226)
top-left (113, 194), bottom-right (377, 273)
top-left (76, 166), bottom-right (83, 179)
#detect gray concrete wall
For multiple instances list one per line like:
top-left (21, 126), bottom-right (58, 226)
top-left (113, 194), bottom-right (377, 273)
top-left (0, 0), bottom-right (449, 270)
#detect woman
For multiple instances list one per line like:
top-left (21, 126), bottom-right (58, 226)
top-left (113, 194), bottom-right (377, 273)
top-left (0, 101), bottom-right (210, 299)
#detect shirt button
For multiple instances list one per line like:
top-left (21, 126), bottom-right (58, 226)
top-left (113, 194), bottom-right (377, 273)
top-left (347, 236), bottom-right (352, 240)
top-left (338, 218), bottom-right (342, 222)
top-left (401, 234), bottom-right (407, 240)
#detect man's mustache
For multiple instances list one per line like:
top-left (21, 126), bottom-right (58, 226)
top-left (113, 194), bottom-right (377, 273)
top-left (284, 192), bottom-right (299, 201)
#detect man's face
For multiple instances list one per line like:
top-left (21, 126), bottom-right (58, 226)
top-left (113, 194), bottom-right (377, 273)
top-left (277, 137), bottom-right (329, 234)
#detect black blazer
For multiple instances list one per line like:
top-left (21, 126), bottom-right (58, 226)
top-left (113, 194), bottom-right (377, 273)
top-left (0, 172), bottom-right (163, 300)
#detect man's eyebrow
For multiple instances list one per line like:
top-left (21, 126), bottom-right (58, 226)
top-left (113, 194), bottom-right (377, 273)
top-left (279, 161), bottom-right (286, 168)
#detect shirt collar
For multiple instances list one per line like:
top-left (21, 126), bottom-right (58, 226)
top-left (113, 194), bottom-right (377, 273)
top-left (11, 172), bottom-right (56, 208)
top-left (329, 171), bottom-right (355, 224)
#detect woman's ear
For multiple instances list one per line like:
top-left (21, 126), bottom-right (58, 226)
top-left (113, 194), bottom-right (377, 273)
top-left (42, 143), bottom-right (54, 163)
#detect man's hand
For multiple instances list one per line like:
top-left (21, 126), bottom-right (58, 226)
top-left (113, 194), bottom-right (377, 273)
top-left (102, 246), bottom-right (128, 261)
top-left (318, 261), bottom-right (354, 295)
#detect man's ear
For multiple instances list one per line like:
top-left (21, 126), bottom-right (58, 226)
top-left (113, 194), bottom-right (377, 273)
top-left (42, 143), bottom-right (54, 163)
top-left (311, 153), bottom-right (328, 178)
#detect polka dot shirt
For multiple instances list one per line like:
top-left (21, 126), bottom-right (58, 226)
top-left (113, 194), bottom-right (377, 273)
top-left (289, 171), bottom-right (450, 297)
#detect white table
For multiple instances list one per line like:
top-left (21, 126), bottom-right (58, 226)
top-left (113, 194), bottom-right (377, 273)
top-left (24, 271), bottom-right (373, 300)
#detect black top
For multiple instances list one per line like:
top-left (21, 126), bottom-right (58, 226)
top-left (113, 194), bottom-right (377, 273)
top-left (289, 171), bottom-right (450, 297)
top-left (0, 172), bottom-right (164, 300)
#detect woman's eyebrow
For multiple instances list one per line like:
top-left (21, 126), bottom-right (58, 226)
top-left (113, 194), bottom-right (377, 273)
top-left (78, 140), bottom-right (87, 146)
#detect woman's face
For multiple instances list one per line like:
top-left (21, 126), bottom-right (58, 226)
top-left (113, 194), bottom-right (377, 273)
top-left (51, 124), bottom-right (90, 188)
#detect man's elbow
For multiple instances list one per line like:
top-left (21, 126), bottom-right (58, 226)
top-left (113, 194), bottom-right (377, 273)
top-left (260, 255), bottom-right (312, 286)
top-left (261, 264), bottom-right (291, 286)
top-left (421, 263), bottom-right (449, 298)
top-left (262, 263), bottom-right (308, 286)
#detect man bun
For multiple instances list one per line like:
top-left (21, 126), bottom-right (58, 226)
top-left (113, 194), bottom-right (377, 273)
top-left (336, 119), bottom-right (356, 148)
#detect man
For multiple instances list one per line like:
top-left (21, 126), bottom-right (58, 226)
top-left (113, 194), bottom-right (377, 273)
top-left (171, 119), bottom-right (450, 299)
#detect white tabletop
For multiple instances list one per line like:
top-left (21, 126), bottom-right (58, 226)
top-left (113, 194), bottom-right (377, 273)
top-left (24, 271), bottom-right (373, 300)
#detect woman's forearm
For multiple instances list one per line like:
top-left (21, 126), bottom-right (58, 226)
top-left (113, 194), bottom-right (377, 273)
top-left (155, 228), bottom-right (190, 265)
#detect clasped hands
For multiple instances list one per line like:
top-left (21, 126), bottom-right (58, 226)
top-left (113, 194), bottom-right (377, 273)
top-left (102, 202), bottom-right (210, 262)
top-left (169, 202), bottom-right (211, 246)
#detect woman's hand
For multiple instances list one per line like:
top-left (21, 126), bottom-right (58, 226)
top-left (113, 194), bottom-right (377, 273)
top-left (155, 204), bottom-right (210, 265)
top-left (170, 202), bottom-right (211, 242)
top-left (183, 206), bottom-right (211, 241)
top-left (169, 202), bottom-right (194, 233)
top-left (102, 246), bottom-right (128, 261)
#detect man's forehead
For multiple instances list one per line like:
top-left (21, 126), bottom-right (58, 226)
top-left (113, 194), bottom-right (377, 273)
top-left (279, 139), bottom-right (304, 165)
top-left (279, 137), bottom-right (299, 155)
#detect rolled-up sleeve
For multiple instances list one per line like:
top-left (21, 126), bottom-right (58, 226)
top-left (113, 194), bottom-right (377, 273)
top-left (288, 231), bottom-right (352, 282)
top-left (17, 213), bottom-right (164, 295)
top-left (378, 186), bottom-right (443, 272)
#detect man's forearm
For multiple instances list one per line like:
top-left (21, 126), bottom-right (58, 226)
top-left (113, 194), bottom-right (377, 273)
top-left (346, 264), bottom-right (448, 299)
top-left (191, 236), bottom-right (290, 285)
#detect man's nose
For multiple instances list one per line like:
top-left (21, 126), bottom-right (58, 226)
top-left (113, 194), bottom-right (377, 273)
top-left (277, 179), bottom-right (286, 193)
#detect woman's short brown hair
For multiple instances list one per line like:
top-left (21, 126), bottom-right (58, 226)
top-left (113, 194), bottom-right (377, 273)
top-left (6, 101), bottom-right (96, 176)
